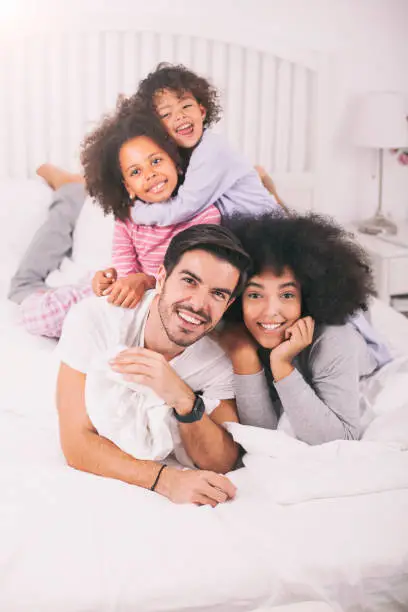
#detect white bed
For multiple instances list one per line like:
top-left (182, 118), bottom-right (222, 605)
top-left (1, 14), bottom-right (408, 612)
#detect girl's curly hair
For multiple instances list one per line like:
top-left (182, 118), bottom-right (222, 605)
top-left (80, 99), bottom-right (181, 222)
top-left (135, 62), bottom-right (222, 128)
top-left (224, 213), bottom-right (375, 326)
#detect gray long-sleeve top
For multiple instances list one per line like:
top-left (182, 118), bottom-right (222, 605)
top-left (234, 323), bottom-right (378, 445)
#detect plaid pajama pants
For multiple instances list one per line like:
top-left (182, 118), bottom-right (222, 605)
top-left (20, 282), bottom-right (93, 339)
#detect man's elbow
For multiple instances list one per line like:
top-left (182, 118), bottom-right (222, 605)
top-left (196, 442), bottom-right (239, 474)
top-left (60, 433), bottom-right (90, 472)
top-left (61, 441), bottom-right (81, 470)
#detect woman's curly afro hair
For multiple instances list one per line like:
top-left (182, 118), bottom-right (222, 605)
top-left (80, 98), bottom-right (181, 222)
top-left (135, 62), bottom-right (222, 128)
top-left (224, 213), bottom-right (375, 326)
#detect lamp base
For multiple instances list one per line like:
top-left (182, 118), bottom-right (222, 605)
top-left (358, 213), bottom-right (397, 236)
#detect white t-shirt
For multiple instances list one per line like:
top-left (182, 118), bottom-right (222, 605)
top-left (58, 291), bottom-right (235, 465)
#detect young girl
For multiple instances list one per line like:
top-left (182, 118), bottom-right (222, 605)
top-left (220, 213), bottom-right (385, 445)
top-left (13, 108), bottom-right (219, 338)
top-left (91, 63), bottom-right (285, 304)
top-left (84, 103), bottom-right (222, 307)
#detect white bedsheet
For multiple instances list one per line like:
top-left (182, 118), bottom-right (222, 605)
top-left (1, 298), bottom-right (408, 612)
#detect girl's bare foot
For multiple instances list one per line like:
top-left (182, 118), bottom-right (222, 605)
top-left (255, 165), bottom-right (290, 215)
top-left (36, 164), bottom-right (85, 190)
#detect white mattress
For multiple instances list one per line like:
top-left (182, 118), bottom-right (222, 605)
top-left (1, 298), bottom-right (408, 611)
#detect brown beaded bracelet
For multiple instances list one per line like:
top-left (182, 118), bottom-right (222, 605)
top-left (150, 464), bottom-right (167, 491)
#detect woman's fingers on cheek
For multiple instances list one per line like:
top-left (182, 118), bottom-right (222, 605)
top-left (305, 317), bottom-right (314, 331)
top-left (305, 319), bottom-right (314, 340)
top-left (284, 326), bottom-right (293, 339)
top-left (297, 324), bottom-right (306, 341)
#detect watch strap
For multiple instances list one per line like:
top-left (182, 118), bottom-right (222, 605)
top-left (173, 392), bottom-right (205, 423)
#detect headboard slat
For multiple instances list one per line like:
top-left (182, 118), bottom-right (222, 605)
top-left (1, 26), bottom-right (325, 211)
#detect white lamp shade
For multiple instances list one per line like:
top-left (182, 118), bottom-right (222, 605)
top-left (353, 91), bottom-right (408, 148)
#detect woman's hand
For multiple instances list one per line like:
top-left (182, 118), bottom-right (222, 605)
top-left (270, 316), bottom-right (315, 381)
top-left (215, 323), bottom-right (262, 375)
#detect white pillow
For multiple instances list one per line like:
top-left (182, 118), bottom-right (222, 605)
top-left (361, 355), bottom-right (408, 449)
top-left (71, 195), bottom-right (115, 275)
top-left (0, 178), bottom-right (53, 288)
top-left (362, 404), bottom-right (408, 449)
top-left (369, 297), bottom-right (408, 358)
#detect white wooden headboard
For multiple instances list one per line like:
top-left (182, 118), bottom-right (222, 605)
top-left (0, 15), bottom-right (329, 212)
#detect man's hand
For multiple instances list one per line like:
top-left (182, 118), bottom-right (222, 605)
top-left (92, 267), bottom-right (117, 296)
top-left (110, 347), bottom-right (195, 414)
top-left (157, 466), bottom-right (237, 507)
top-left (270, 316), bottom-right (315, 381)
top-left (103, 273), bottom-right (155, 309)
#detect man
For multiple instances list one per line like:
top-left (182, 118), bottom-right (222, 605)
top-left (57, 224), bottom-right (250, 507)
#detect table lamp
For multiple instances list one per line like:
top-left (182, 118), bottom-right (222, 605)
top-left (353, 91), bottom-right (408, 235)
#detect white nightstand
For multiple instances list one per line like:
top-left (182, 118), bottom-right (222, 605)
top-left (349, 226), bottom-right (408, 306)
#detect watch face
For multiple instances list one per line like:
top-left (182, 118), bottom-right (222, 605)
top-left (193, 394), bottom-right (205, 419)
top-left (174, 393), bottom-right (205, 423)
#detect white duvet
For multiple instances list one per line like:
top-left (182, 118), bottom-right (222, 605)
top-left (1, 299), bottom-right (408, 612)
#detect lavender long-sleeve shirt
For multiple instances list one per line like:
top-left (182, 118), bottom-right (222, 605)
top-left (130, 130), bottom-right (282, 226)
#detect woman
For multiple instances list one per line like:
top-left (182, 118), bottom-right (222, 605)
top-left (221, 213), bottom-right (381, 445)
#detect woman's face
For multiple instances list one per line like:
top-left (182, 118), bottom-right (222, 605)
top-left (242, 267), bottom-right (302, 349)
top-left (119, 135), bottom-right (179, 203)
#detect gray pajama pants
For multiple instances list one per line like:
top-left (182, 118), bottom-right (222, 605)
top-left (8, 183), bottom-right (87, 304)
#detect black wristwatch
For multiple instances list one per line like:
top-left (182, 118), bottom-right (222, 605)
top-left (173, 392), bottom-right (205, 423)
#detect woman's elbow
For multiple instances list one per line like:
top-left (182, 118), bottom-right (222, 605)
top-left (319, 419), bottom-right (361, 444)
top-left (299, 418), bottom-right (361, 445)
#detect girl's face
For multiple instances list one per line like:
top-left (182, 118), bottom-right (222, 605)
top-left (154, 88), bottom-right (206, 149)
top-left (119, 136), bottom-right (179, 203)
top-left (242, 267), bottom-right (302, 350)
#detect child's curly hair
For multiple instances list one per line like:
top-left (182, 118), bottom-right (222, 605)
top-left (224, 213), bottom-right (375, 326)
top-left (81, 100), bottom-right (181, 222)
top-left (135, 62), bottom-right (222, 128)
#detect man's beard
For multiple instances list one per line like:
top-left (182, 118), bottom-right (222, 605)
top-left (158, 295), bottom-right (213, 348)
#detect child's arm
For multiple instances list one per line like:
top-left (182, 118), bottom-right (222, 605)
top-left (97, 220), bottom-right (155, 308)
top-left (111, 219), bottom-right (142, 278)
top-left (131, 132), bottom-right (250, 227)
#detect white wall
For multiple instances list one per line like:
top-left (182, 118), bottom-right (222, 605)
top-left (2, 0), bottom-right (408, 223)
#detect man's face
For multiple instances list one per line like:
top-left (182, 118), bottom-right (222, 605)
top-left (156, 249), bottom-right (239, 347)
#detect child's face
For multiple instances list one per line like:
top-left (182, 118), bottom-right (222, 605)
top-left (119, 136), bottom-right (179, 203)
top-left (242, 267), bottom-right (302, 350)
top-left (154, 89), bottom-right (206, 149)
